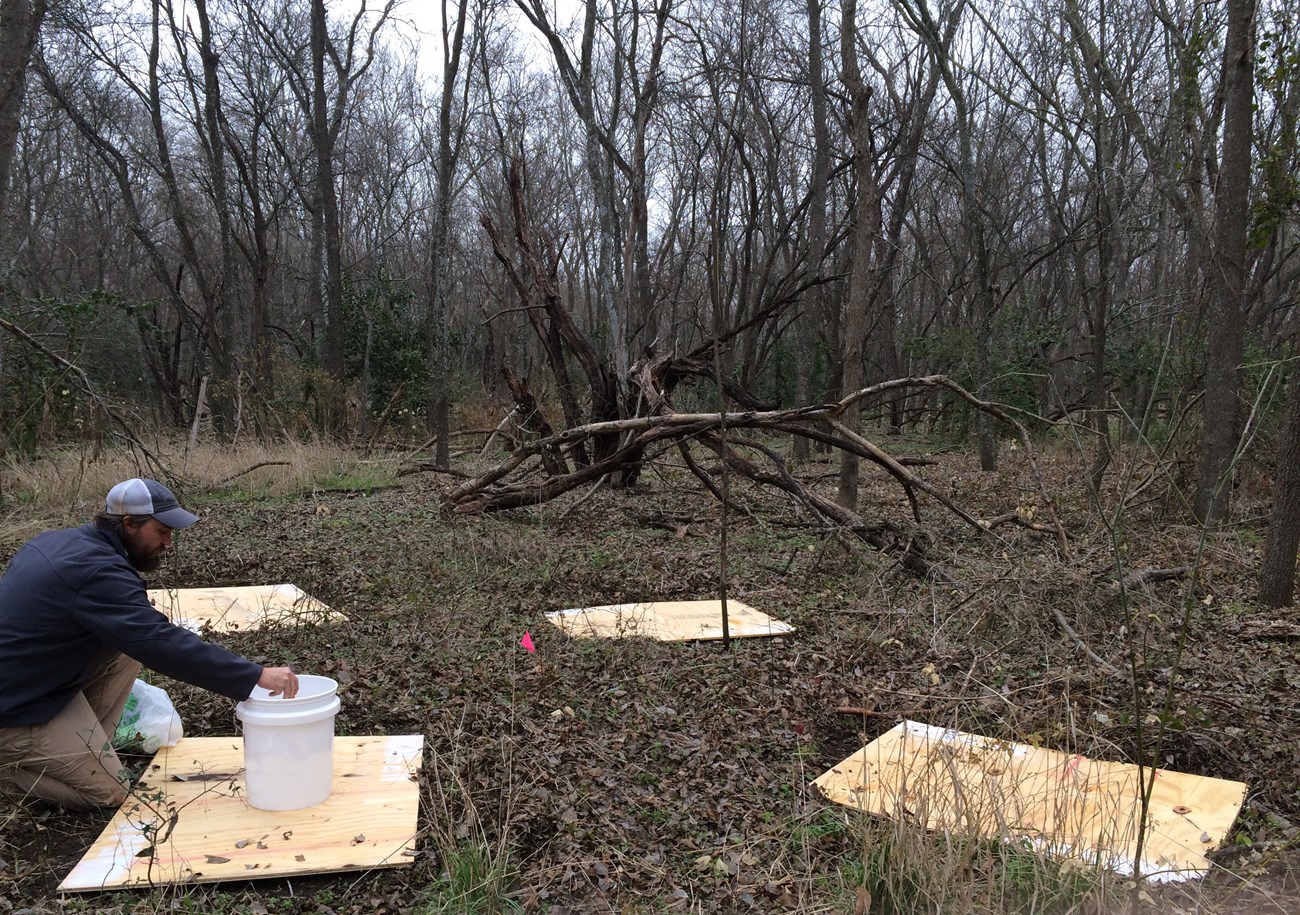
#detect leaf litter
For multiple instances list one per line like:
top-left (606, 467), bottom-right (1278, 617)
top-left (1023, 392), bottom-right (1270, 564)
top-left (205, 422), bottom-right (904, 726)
top-left (1, 448), bottom-right (1297, 912)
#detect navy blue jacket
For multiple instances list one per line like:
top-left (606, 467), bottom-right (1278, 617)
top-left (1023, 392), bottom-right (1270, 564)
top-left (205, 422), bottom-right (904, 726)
top-left (0, 524), bottom-right (262, 727)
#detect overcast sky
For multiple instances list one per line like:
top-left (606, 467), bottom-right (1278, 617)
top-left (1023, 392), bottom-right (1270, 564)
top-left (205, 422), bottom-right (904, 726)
top-left (386, 0), bottom-right (580, 81)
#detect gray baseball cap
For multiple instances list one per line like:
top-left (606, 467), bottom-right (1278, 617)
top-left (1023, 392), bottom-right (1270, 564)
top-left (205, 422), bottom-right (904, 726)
top-left (105, 478), bottom-right (200, 529)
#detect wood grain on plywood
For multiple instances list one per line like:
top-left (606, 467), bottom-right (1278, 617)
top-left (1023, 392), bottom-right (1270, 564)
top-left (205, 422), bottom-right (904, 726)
top-left (545, 599), bottom-right (795, 641)
top-left (813, 721), bottom-right (1246, 881)
top-left (148, 584), bottom-right (344, 632)
top-left (59, 735), bottom-right (422, 892)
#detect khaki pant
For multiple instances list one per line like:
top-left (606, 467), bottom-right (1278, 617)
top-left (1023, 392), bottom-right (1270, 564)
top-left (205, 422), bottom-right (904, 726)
top-left (0, 654), bottom-right (141, 809)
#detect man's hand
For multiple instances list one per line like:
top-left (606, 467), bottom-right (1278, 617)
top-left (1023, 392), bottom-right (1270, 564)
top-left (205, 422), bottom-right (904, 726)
top-left (257, 666), bottom-right (299, 698)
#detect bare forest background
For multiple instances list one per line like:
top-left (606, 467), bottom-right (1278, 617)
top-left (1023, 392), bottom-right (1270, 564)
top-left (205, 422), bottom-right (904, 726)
top-left (0, 0), bottom-right (1297, 598)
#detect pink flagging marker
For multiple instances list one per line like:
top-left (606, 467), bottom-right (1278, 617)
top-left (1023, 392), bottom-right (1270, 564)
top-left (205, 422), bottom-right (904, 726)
top-left (1062, 754), bottom-right (1084, 780)
top-left (520, 631), bottom-right (536, 653)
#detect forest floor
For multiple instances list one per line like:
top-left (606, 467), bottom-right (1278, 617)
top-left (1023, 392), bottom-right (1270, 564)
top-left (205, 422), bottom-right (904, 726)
top-left (0, 435), bottom-right (1298, 914)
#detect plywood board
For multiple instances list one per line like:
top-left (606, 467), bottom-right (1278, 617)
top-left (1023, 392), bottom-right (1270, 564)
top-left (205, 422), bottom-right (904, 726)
top-left (60, 735), bottom-right (423, 892)
top-left (545, 599), bottom-right (795, 641)
top-left (148, 584), bottom-right (344, 632)
top-left (812, 720), bottom-right (1247, 882)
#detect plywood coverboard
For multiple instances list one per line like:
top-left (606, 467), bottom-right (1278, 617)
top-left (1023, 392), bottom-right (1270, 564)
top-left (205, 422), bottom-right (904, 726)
top-left (545, 599), bottom-right (794, 641)
top-left (148, 584), bottom-right (344, 632)
top-left (60, 735), bottom-right (423, 892)
top-left (813, 720), bottom-right (1246, 882)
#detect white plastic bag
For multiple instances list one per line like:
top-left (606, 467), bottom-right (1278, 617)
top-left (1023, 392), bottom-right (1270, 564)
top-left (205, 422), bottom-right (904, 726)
top-left (112, 679), bottom-right (184, 753)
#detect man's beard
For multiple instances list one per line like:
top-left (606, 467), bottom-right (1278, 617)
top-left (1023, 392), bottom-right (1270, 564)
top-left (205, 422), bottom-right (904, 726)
top-left (123, 530), bottom-right (165, 573)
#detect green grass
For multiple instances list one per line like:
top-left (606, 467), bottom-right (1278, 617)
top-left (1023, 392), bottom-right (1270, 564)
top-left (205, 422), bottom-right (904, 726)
top-left (849, 816), bottom-right (1119, 915)
top-left (311, 464), bottom-right (396, 494)
top-left (789, 810), bottom-right (851, 856)
top-left (419, 840), bottom-right (521, 914)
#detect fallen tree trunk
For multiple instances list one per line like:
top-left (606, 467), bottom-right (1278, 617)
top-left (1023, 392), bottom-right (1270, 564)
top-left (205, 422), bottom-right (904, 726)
top-left (436, 374), bottom-right (1068, 579)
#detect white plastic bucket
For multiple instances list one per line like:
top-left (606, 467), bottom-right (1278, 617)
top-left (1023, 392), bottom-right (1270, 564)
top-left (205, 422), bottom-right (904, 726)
top-left (235, 674), bottom-right (340, 811)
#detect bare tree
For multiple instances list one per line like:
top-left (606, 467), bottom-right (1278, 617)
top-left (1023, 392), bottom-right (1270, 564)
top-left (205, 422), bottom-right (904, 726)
top-left (481, 156), bottom-right (621, 469)
top-left (2, 0), bottom-right (1296, 499)
top-left (426, 0), bottom-right (482, 467)
top-left (33, 0), bottom-right (241, 429)
top-left (837, 0), bottom-right (880, 508)
top-left (895, 0), bottom-right (998, 470)
top-left (1259, 354), bottom-right (1300, 606)
top-left (0, 0), bottom-right (45, 237)
top-left (1194, 0), bottom-right (1257, 523)
top-left (513, 0), bottom-right (671, 389)
top-left (793, 0), bottom-right (831, 463)
top-left (250, 0), bottom-right (395, 431)
top-left (192, 0), bottom-right (242, 434)
top-left (222, 1), bottom-right (304, 407)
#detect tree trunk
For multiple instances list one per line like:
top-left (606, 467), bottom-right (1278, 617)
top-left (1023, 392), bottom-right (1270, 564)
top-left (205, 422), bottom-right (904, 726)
top-left (481, 158), bottom-right (620, 466)
top-left (312, 0), bottom-right (346, 434)
top-left (795, 0), bottom-right (830, 463)
top-left (426, 0), bottom-right (472, 469)
top-left (1084, 9), bottom-right (1115, 493)
top-left (194, 0), bottom-right (240, 437)
top-left (1259, 360), bottom-right (1300, 607)
top-left (1193, 0), bottom-right (1255, 523)
top-left (837, 0), bottom-right (878, 509)
top-left (0, 0), bottom-right (45, 240)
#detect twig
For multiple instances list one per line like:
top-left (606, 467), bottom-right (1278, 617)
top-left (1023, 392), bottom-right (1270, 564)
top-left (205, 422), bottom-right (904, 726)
top-left (678, 439), bottom-right (749, 516)
top-left (1050, 605), bottom-right (1120, 675)
top-left (402, 433), bottom-right (439, 462)
top-left (186, 375), bottom-right (208, 458)
top-left (834, 706), bottom-right (911, 718)
top-left (557, 474), bottom-right (609, 521)
top-left (888, 377), bottom-right (1070, 555)
top-left (982, 511), bottom-right (1066, 535)
top-left (0, 310), bottom-right (164, 475)
top-left (396, 462), bottom-right (472, 480)
top-left (480, 406), bottom-right (521, 458)
top-left (1119, 566), bottom-right (1190, 589)
top-left (364, 383), bottom-right (406, 456)
top-left (827, 417), bottom-right (991, 536)
top-left (214, 461), bottom-right (291, 485)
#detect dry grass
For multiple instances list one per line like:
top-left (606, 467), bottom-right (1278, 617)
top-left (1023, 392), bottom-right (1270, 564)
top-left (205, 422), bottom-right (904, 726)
top-left (846, 813), bottom-right (1125, 915)
top-left (814, 688), bottom-right (1138, 915)
top-left (416, 713), bottom-right (523, 913)
top-left (0, 439), bottom-right (392, 543)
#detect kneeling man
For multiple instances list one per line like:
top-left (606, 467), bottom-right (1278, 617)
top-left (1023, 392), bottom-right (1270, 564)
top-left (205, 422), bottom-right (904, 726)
top-left (0, 478), bottom-right (298, 808)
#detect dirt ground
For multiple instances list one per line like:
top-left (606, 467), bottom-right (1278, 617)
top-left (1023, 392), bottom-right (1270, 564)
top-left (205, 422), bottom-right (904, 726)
top-left (1, 442), bottom-right (1297, 913)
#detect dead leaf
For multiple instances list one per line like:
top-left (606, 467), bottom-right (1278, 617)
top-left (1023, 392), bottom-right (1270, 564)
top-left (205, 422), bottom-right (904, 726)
top-left (854, 886), bottom-right (872, 915)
